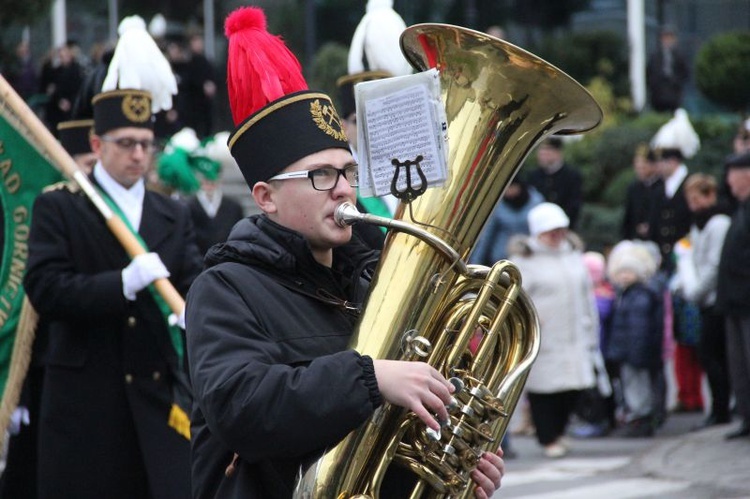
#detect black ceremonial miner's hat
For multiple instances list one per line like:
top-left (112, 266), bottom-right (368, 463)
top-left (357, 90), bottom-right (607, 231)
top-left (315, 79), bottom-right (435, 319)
top-left (92, 89), bottom-right (154, 136)
top-left (224, 6), bottom-right (349, 189)
top-left (57, 119), bottom-right (94, 156)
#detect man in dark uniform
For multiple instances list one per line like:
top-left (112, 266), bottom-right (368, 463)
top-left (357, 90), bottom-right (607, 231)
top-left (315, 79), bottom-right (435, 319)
top-left (648, 109), bottom-right (703, 416)
top-left (23, 86), bottom-right (203, 498)
top-left (648, 147), bottom-right (692, 271)
top-left (621, 145), bottom-right (661, 240)
top-left (0, 118), bottom-right (95, 499)
top-left (527, 136), bottom-right (583, 229)
top-left (647, 110), bottom-right (700, 272)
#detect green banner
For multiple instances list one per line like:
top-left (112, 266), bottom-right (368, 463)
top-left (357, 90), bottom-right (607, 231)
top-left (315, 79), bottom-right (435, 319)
top-left (0, 108), bottom-right (63, 405)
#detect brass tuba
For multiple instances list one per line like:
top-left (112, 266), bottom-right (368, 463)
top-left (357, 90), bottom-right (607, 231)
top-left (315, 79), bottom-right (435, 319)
top-left (295, 24), bottom-right (602, 498)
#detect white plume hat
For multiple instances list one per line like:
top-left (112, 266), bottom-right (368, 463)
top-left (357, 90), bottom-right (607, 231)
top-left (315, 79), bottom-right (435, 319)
top-left (202, 131), bottom-right (238, 171)
top-left (650, 108), bottom-right (700, 159)
top-left (347, 0), bottom-right (412, 77)
top-left (102, 15), bottom-right (178, 113)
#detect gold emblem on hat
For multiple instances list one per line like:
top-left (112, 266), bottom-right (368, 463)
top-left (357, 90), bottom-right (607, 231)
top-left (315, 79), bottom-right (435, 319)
top-left (122, 94), bottom-right (151, 123)
top-left (310, 100), bottom-right (346, 142)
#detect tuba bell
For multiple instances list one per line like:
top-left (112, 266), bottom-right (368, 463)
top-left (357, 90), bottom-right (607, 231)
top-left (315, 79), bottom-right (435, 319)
top-left (295, 23), bottom-right (602, 498)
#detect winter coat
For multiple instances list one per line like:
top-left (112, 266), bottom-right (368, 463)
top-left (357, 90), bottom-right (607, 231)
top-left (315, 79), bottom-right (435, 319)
top-left (23, 178), bottom-right (203, 499)
top-left (716, 200), bottom-right (750, 317)
top-left (606, 282), bottom-right (664, 369)
top-left (673, 213), bottom-right (731, 308)
top-left (507, 233), bottom-right (598, 393)
top-left (186, 215), bottom-right (383, 499)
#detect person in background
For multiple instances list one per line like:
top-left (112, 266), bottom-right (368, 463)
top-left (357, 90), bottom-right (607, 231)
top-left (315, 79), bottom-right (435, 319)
top-left (606, 241), bottom-right (663, 437)
top-left (57, 119), bottom-right (97, 173)
top-left (716, 151), bottom-right (750, 440)
top-left (185, 7), bottom-right (506, 498)
top-left (526, 137), bottom-right (583, 229)
top-left (181, 33), bottom-right (217, 139)
top-left (40, 41), bottom-right (84, 137)
top-left (507, 202), bottom-right (599, 458)
top-left (622, 145), bottom-right (661, 240)
top-left (646, 25), bottom-right (690, 114)
top-left (671, 173), bottom-right (732, 431)
top-left (186, 132), bottom-right (245, 255)
top-left (6, 39), bottom-right (39, 102)
top-left (471, 179), bottom-right (544, 265)
top-left (649, 110), bottom-right (704, 415)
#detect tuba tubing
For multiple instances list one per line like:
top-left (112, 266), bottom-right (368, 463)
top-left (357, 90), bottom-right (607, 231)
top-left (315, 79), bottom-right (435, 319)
top-left (295, 22), bottom-right (602, 499)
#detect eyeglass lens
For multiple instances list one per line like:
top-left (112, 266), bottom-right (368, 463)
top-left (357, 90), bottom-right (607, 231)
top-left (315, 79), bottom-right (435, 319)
top-left (310, 166), bottom-right (358, 191)
top-left (104, 136), bottom-right (156, 153)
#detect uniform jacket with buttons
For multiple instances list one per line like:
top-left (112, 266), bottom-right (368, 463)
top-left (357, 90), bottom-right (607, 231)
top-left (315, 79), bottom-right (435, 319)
top-left (23, 178), bottom-right (203, 499)
top-left (186, 215), bottom-right (383, 499)
top-left (648, 176), bottom-right (691, 272)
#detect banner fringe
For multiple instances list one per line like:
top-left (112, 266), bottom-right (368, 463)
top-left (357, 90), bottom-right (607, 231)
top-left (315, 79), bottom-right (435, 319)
top-left (0, 298), bottom-right (38, 448)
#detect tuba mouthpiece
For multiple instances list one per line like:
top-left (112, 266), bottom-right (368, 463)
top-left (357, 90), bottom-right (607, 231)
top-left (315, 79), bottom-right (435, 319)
top-left (334, 202), bottom-right (362, 227)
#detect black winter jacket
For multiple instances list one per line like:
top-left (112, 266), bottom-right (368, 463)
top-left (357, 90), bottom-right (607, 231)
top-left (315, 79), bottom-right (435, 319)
top-left (716, 200), bottom-right (750, 317)
top-left (605, 282), bottom-right (663, 369)
top-left (186, 215), bottom-right (382, 499)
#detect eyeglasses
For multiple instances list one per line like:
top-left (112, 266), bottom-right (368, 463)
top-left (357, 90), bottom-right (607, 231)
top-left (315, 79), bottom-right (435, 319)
top-left (268, 164), bottom-right (359, 191)
top-left (100, 135), bottom-right (157, 154)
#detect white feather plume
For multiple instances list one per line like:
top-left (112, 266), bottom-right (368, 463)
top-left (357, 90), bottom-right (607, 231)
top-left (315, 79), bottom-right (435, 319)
top-left (650, 108), bottom-right (700, 159)
top-left (166, 127), bottom-right (200, 153)
top-left (202, 131), bottom-right (237, 170)
top-left (102, 15), bottom-right (177, 113)
top-left (348, 0), bottom-right (412, 77)
top-left (149, 14), bottom-right (167, 39)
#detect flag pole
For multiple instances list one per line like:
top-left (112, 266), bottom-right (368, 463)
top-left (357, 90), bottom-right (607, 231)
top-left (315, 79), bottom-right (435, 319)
top-left (0, 75), bottom-right (185, 316)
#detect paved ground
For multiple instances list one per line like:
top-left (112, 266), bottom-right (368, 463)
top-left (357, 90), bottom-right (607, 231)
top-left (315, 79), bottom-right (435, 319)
top-left (497, 412), bottom-right (750, 498)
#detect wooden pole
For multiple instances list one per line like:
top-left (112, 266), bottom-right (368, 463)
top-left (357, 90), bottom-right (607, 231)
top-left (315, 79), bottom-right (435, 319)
top-left (0, 75), bottom-right (185, 316)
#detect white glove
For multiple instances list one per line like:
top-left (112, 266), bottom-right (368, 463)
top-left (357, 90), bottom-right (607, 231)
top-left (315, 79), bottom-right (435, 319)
top-left (122, 252), bottom-right (170, 300)
top-left (169, 308), bottom-right (186, 330)
top-left (9, 406), bottom-right (30, 435)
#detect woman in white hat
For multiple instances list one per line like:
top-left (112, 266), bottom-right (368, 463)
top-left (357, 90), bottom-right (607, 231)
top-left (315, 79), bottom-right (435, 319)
top-left (507, 202), bottom-right (600, 458)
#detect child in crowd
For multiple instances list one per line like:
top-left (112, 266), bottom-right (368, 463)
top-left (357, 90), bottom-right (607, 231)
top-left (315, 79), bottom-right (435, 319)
top-left (606, 241), bottom-right (663, 437)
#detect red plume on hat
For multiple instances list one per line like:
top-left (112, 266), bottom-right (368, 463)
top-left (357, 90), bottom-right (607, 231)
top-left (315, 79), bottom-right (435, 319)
top-left (225, 6), bottom-right (308, 125)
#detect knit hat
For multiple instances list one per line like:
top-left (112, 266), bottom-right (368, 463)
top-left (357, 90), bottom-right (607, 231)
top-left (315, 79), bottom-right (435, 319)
top-left (528, 202), bottom-right (570, 236)
top-left (607, 240), bottom-right (658, 282)
top-left (224, 7), bottom-right (350, 189)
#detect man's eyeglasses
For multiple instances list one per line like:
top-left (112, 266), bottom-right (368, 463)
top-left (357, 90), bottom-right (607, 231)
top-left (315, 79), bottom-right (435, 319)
top-left (101, 135), bottom-right (157, 154)
top-left (268, 164), bottom-right (359, 191)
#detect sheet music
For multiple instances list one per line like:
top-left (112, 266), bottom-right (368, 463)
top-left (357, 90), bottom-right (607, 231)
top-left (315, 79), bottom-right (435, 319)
top-left (355, 69), bottom-right (448, 198)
